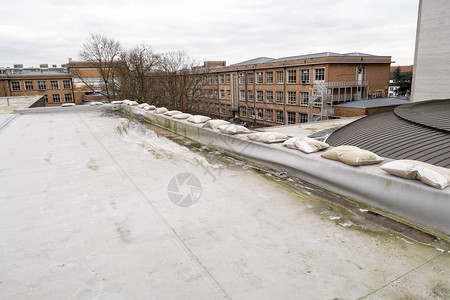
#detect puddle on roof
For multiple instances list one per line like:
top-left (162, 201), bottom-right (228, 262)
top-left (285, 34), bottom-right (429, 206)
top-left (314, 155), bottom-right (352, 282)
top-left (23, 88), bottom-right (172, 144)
top-left (106, 111), bottom-right (450, 252)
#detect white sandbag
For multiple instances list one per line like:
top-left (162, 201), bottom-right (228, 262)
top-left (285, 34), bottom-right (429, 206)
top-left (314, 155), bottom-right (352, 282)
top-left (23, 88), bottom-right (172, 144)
top-left (202, 119), bottom-right (230, 130)
top-left (122, 99), bottom-right (132, 105)
top-left (172, 113), bottom-right (192, 119)
top-left (111, 100), bottom-right (123, 104)
top-left (283, 137), bottom-right (329, 153)
top-left (218, 124), bottom-right (251, 135)
top-left (155, 107), bottom-right (169, 114)
top-left (247, 132), bottom-right (289, 143)
top-left (61, 103), bottom-right (75, 107)
top-left (381, 160), bottom-right (450, 189)
top-left (145, 105), bottom-right (156, 111)
top-left (128, 100), bottom-right (139, 106)
top-left (138, 103), bottom-right (150, 109)
top-left (89, 101), bottom-right (103, 106)
top-left (321, 145), bottom-right (383, 166)
top-left (164, 110), bottom-right (183, 116)
top-left (187, 115), bottom-right (211, 124)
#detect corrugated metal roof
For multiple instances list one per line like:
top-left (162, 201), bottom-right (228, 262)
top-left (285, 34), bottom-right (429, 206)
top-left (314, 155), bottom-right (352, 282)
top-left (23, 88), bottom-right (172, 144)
top-left (326, 99), bottom-right (450, 167)
top-left (229, 57), bottom-right (274, 67)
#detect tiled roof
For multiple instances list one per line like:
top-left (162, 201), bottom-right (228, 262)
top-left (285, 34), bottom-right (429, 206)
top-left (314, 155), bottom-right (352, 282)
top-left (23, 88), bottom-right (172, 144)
top-left (326, 99), bottom-right (450, 167)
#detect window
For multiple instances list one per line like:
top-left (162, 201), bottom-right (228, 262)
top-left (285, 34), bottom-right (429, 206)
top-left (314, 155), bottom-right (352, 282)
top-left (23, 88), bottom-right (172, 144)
top-left (11, 81), bottom-right (20, 91)
top-left (64, 93), bottom-right (73, 102)
top-left (287, 91), bottom-right (296, 105)
top-left (213, 75), bottom-right (218, 84)
top-left (208, 76), bottom-right (212, 85)
top-left (248, 90), bottom-right (254, 102)
top-left (266, 109), bottom-right (273, 122)
top-left (248, 107), bottom-right (254, 118)
top-left (240, 107), bottom-right (247, 117)
top-left (51, 80), bottom-right (59, 89)
top-left (220, 89), bottom-right (225, 99)
top-left (247, 73), bottom-right (254, 84)
top-left (256, 90), bottom-right (263, 102)
top-left (300, 113), bottom-right (308, 123)
top-left (226, 74), bottom-right (230, 84)
top-left (288, 70), bottom-right (297, 84)
top-left (276, 71), bottom-right (284, 84)
top-left (226, 90), bottom-right (231, 100)
top-left (300, 92), bottom-right (309, 106)
top-left (266, 72), bottom-right (273, 84)
top-left (43, 95), bottom-right (48, 103)
top-left (287, 112), bottom-right (296, 124)
top-left (239, 74), bottom-right (245, 84)
top-left (256, 72), bottom-right (263, 84)
top-left (266, 91), bottom-right (273, 103)
top-left (256, 108), bottom-right (263, 120)
top-left (314, 68), bottom-right (325, 81)
top-left (219, 74), bottom-right (224, 84)
top-left (301, 69), bottom-right (310, 84)
top-left (52, 94), bottom-right (61, 103)
top-left (276, 110), bottom-right (284, 124)
top-left (38, 81), bottom-right (46, 90)
top-left (240, 90), bottom-right (245, 101)
top-left (25, 81), bottom-right (34, 90)
top-left (63, 80), bottom-right (71, 89)
top-left (276, 91), bottom-right (284, 104)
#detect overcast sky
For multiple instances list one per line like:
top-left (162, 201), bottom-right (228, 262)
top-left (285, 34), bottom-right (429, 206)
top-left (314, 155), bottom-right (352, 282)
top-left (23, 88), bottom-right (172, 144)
top-left (1, 0), bottom-right (418, 68)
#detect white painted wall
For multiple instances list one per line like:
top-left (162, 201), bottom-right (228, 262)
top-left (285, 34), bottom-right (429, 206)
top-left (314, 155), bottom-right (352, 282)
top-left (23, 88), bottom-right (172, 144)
top-left (411, 0), bottom-right (450, 102)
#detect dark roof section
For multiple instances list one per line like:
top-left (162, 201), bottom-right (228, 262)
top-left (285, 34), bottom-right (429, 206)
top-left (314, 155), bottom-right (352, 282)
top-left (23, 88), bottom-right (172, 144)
top-left (394, 99), bottom-right (450, 132)
top-left (326, 99), bottom-right (450, 168)
top-left (229, 57), bottom-right (274, 67)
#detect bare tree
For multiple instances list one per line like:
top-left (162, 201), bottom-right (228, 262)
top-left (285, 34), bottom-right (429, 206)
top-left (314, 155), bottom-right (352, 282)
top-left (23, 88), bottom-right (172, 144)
top-left (117, 44), bottom-right (160, 103)
top-left (74, 33), bottom-right (122, 102)
top-left (156, 51), bottom-right (203, 110)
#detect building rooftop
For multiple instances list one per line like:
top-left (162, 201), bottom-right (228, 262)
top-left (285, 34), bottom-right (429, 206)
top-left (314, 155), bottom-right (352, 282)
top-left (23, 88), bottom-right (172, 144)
top-left (326, 99), bottom-right (450, 167)
top-left (334, 97), bottom-right (410, 108)
top-left (229, 52), bottom-right (383, 68)
top-left (1, 106), bottom-right (449, 298)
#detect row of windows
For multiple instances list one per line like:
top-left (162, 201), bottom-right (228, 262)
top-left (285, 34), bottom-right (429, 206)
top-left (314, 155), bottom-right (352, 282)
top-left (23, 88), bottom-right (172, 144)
top-left (10, 80), bottom-right (72, 91)
top-left (239, 108), bottom-right (309, 124)
top-left (42, 93), bottom-right (73, 103)
top-left (206, 68), bottom-right (325, 85)
top-left (238, 90), bottom-right (310, 105)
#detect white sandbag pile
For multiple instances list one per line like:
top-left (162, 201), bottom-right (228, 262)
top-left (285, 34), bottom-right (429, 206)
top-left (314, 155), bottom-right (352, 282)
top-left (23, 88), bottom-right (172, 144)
top-left (321, 145), bottom-right (383, 166)
top-left (111, 100), bottom-right (123, 104)
top-left (89, 101), bottom-right (103, 106)
top-left (123, 99), bottom-right (139, 106)
top-left (138, 103), bottom-right (150, 109)
top-left (202, 119), bottom-right (230, 130)
top-left (172, 113), bottom-right (192, 119)
top-left (164, 110), bottom-right (183, 116)
top-left (247, 132), bottom-right (289, 143)
top-left (145, 105), bottom-right (156, 111)
top-left (61, 103), bottom-right (75, 107)
top-left (187, 115), bottom-right (211, 124)
top-left (218, 124), bottom-right (251, 135)
top-left (283, 137), bottom-right (329, 153)
top-left (381, 160), bottom-right (450, 189)
top-left (155, 107), bottom-right (169, 114)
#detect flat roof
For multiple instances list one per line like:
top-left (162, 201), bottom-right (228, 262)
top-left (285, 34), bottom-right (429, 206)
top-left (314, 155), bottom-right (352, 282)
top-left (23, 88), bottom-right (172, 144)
top-left (334, 98), bottom-right (410, 108)
top-left (0, 109), bottom-right (448, 298)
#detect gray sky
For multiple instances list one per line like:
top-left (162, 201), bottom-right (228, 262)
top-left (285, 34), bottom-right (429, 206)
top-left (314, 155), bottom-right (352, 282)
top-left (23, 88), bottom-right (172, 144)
top-left (1, 0), bottom-right (418, 67)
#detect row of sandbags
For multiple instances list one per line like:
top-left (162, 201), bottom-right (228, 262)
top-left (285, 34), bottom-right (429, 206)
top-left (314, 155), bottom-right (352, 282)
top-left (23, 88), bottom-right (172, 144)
top-left (122, 101), bottom-right (450, 189)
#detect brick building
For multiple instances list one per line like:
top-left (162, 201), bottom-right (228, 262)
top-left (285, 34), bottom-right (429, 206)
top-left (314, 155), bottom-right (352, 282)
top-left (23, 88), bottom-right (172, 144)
top-left (190, 52), bottom-right (391, 126)
top-left (0, 68), bottom-right (75, 106)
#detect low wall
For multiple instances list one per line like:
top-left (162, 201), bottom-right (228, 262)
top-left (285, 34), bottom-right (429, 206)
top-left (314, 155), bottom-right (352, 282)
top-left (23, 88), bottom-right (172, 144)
top-left (123, 105), bottom-right (450, 238)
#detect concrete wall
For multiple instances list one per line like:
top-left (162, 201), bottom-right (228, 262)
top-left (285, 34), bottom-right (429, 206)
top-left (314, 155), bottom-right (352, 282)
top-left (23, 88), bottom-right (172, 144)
top-left (122, 105), bottom-right (450, 238)
top-left (411, 0), bottom-right (450, 102)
